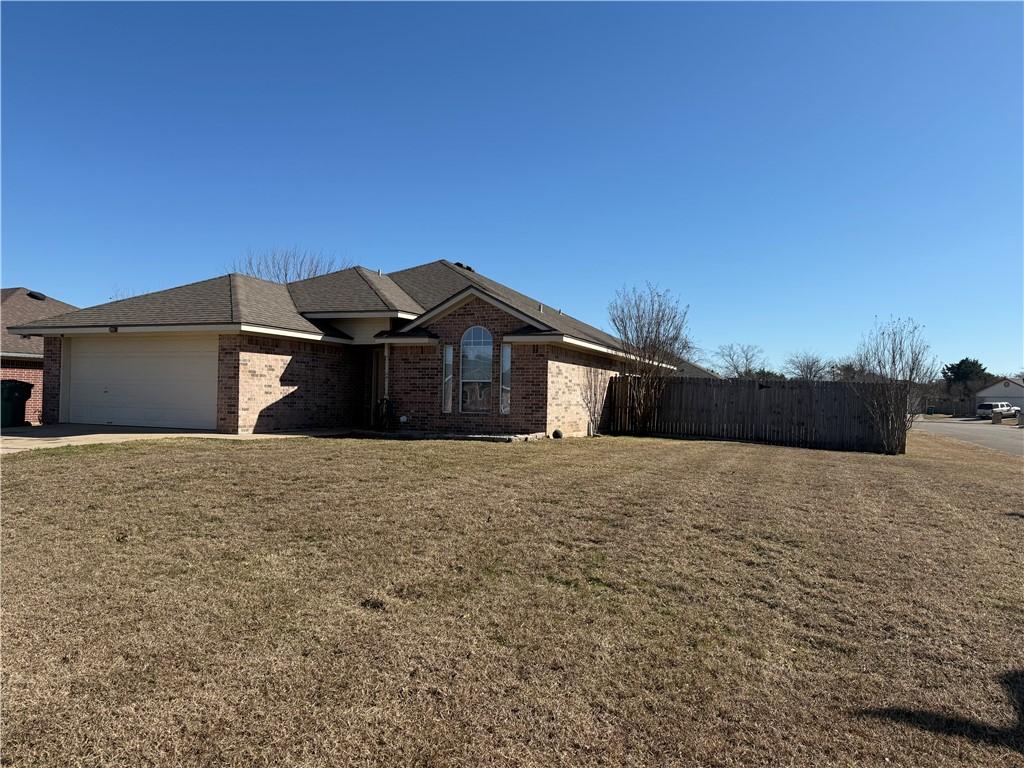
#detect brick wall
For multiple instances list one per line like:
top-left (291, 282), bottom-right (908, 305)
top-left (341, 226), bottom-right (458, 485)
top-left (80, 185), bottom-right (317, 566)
top-left (41, 337), bottom-right (62, 424)
top-left (217, 334), bottom-right (362, 434)
top-left (1, 358), bottom-right (44, 423)
top-left (216, 336), bottom-right (242, 433)
top-left (387, 297), bottom-right (549, 434)
top-left (545, 346), bottom-right (620, 437)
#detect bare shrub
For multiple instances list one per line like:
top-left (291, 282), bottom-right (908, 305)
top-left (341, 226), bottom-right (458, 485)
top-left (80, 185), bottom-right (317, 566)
top-left (608, 284), bottom-right (694, 433)
top-left (846, 318), bottom-right (938, 455)
top-left (581, 367), bottom-right (610, 436)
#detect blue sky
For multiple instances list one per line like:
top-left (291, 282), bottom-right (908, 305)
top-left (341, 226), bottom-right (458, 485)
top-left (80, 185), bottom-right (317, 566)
top-left (3, 2), bottom-right (1021, 373)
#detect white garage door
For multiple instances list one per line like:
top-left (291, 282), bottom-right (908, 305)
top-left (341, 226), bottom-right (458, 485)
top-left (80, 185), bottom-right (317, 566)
top-left (65, 335), bottom-right (218, 429)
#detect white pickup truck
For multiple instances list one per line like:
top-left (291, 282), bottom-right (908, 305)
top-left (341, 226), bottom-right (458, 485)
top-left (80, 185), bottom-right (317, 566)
top-left (976, 401), bottom-right (1021, 419)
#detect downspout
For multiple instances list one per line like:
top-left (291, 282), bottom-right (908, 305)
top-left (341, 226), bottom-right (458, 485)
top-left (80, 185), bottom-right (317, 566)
top-left (384, 343), bottom-right (390, 398)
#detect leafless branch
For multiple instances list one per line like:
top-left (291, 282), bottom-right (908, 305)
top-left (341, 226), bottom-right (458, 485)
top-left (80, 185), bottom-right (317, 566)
top-left (580, 367), bottom-right (609, 436)
top-left (231, 247), bottom-right (349, 283)
top-left (108, 285), bottom-right (139, 302)
top-left (608, 283), bottom-right (694, 432)
top-left (783, 351), bottom-right (833, 381)
top-left (714, 343), bottom-right (766, 379)
top-left (845, 317), bottom-right (938, 455)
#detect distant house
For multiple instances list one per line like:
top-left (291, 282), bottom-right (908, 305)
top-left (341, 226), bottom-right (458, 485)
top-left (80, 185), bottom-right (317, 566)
top-left (975, 377), bottom-right (1024, 410)
top-left (1, 288), bottom-right (78, 423)
top-left (671, 360), bottom-right (720, 378)
top-left (10, 260), bottom-right (660, 436)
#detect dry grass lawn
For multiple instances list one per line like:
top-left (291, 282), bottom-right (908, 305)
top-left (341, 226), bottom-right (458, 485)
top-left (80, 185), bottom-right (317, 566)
top-left (2, 432), bottom-right (1022, 767)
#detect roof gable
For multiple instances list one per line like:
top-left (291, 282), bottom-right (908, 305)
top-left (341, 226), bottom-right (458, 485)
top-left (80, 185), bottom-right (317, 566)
top-left (389, 260), bottom-right (622, 350)
top-left (977, 377), bottom-right (1024, 395)
top-left (399, 285), bottom-right (552, 334)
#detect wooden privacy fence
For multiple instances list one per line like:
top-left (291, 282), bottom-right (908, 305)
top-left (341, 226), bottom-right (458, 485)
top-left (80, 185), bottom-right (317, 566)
top-left (609, 376), bottom-right (886, 453)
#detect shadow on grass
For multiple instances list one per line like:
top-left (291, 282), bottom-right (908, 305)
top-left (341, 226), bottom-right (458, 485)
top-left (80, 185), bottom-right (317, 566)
top-left (1004, 512), bottom-right (1024, 520)
top-left (860, 670), bottom-right (1023, 754)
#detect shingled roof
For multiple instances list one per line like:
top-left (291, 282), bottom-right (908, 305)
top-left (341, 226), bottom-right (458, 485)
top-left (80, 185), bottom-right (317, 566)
top-left (10, 260), bottom-right (623, 354)
top-left (2, 288), bottom-right (78, 356)
top-left (288, 267), bottom-right (423, 314)
top-left (9, 274), bottom-right (326, 335)
top-left (388, 260), bottom-right (621, 349)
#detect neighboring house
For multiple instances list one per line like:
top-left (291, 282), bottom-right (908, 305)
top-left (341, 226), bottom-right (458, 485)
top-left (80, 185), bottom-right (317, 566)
top-left (975, 377), bottom-right (1024, 410)
top-left (10, 260), bottom-right (661, 436)
top-left (671, 360), bottom-right (720, 378)
top-left (1, 288), bottom-right (78, 423)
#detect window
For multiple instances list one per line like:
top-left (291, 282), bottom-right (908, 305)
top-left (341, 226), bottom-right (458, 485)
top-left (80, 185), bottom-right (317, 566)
top-left (460, 326), bottom-right (492, 413)
top-left (442, 345), bottom-right (454, 413)
top-left (500, 343), bottom-right (511, 415)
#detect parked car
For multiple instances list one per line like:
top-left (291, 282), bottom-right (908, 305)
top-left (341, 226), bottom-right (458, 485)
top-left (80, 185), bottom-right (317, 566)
top-left (976, 401), bottom-right (1021, 419)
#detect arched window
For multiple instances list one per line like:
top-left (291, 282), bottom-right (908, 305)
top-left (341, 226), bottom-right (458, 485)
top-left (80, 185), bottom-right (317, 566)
top-left (460, 326), bottom-right (493, 413)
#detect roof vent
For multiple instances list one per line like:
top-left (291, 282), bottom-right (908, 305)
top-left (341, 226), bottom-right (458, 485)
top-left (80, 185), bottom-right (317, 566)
top-left (454, 262), bottom-right (474, 272)
top-left (26, 290), bottom-right (46, 301)
top-left (558, 308), bottom-right (563, 315)
top-left (538, 303), bottom-right (543, 313)
top-left (377, 268), bottom-right (382, 276)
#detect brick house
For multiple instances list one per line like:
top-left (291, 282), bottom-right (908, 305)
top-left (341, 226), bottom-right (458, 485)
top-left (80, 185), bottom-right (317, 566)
top-left (1, 288), bottom-right (77, 423)
top-left (10, 260), bottom-right (691, 436)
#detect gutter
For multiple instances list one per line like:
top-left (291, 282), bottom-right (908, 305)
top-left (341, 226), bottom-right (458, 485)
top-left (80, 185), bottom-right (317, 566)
top-left (503, 333), bottom-right (675, 369)
top-left (8, 322), bottom-right (352, 345)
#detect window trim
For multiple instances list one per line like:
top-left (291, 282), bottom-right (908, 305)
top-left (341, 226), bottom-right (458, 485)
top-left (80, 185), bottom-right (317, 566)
top-left (459, 325), bottom-right (493, 414)
top-left (500, 342), bottom-right (511, 415)
top-left (442, 344), bottom-right (454, 413)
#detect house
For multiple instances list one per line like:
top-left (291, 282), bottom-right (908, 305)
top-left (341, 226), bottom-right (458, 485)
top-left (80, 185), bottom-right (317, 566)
top-left (671, 360), bottom-right (720, 378)
top-left (1, 288), bottom-right (78, 423)
top-left (974, 377), bottom-right (1024, 410)
top-left (9, 260), bottom-right (657, 436)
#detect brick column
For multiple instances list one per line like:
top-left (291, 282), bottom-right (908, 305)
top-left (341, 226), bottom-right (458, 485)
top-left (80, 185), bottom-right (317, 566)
top-left (41, 336), bottom-right (62, 424)
top-left (216, 335), bottom-right (241, 433)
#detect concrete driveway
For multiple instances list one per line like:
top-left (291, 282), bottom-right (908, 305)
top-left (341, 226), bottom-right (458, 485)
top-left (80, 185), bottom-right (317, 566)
top-left (0, 424), bottom-right (225, 454)
top-left (914, 417), bottom-right (1024, 457)
top-left (0, 424), bottom-right (343, 455)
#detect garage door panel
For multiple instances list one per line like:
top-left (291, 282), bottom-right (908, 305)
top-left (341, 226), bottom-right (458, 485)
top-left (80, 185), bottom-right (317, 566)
top-left (65, 335), bottom-right (218, 429)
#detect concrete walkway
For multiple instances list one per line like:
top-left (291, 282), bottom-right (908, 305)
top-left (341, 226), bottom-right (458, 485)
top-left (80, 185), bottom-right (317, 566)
top-left (914, 416), bottom-right (1024, 457)
top-left (0, 424), bottom-right (341, 455)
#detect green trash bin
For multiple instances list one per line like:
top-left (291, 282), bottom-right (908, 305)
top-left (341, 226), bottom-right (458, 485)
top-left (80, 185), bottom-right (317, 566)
top-left (1, 379), bottom-right (34, 428)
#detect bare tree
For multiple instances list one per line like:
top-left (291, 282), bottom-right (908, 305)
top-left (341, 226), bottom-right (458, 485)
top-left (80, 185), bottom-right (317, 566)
top-left (108, 285), bottom-right (139, 302)
top-left (846, 317), bottom-right (938, 455)
top-left (714, 343), bottom-right (765, 378)
top-left (783, 350), bottom-right (833, 381)
top-left (231, 247), bottom-right (346, 282)
top-left (608, 283), bottom-right (694, 432)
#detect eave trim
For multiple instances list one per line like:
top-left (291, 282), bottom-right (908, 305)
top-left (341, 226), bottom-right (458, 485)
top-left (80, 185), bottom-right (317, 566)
top-left (8, 322), bottom-right (351, 345)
